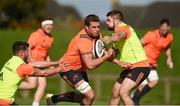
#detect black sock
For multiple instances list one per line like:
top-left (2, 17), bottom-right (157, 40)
top-left (132, 85), bottom-right (152, 105)
top-left (51, 91), bottom-right (83, 103)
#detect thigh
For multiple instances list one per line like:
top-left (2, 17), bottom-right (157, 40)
top-left (81, 71), bottom-right (89, 82)
top-left (127, 67), bottom-right (150, 86)
top-left (117, 69), bottom-right (131, 84)
top-left (75, 79), bottom-right (92, 94)
top-left (60, 70), bottom-right (85, 87)
top-left (38, 77), bottom-right (46, 85)
top-left (121, 78), bottom-right (136, 92)
top-left (60, 70), bottom-right (92, 94)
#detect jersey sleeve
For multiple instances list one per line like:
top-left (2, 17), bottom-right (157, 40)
top-left (78, 38), bottom-right (93, 54)
top-left (115, 26), bottom-right (131, 39)
top-left (16, 64), bottom-right (34, 77)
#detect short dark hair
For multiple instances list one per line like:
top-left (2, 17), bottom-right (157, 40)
top-left (106, 10), bottom-right (124, 21)
top-left (41, 16), bottom-right (54, 22)
top-left (84, 14), bottom-right (100, 26)
top-left (160, 18), bottom-right (170, 26)
top-left (12, 41), bottom-right (29, 55)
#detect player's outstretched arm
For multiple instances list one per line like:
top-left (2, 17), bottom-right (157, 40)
top-left (31, 63), bottom-right (70, 77)
top-left (112, 58), bottom-right (132, 69)
top-left (102, 31), bottom-right (126, 44)
top-left (29, 61), bottom-right (59, 68)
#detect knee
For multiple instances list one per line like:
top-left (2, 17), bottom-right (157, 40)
top-left (84, 90), bottom-right (95, 103)
top-left (119, 88), bottom-right (129, 98)
top-left (112, 83), bottom-right (120, 98)
top-left (87, 91), bottom-right (95, 101)
top-left (91, 92), bottom-right (95, 100)
top-left (149, 80), bottom-right (158, 88)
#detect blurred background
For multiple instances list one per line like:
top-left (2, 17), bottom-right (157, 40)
top-left (0, 0), bottom-right (180, 105)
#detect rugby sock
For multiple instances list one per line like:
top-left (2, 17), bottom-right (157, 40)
top-left (51, 91), bottom-right (83, 103)
top-left (32, 101), bottom-right (39, 106)
top-left (132, 85), bottom-right (152, 105)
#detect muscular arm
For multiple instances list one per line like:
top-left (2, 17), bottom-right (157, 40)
top-left (81, 52), bottom-right (109, 69)
top-left (28, 61), bottom-right (59, 68)
top-left (112, 58), bottom-right (132, 69)
top-left (102, 31), bottom-right (127, 44)
top-left (31, 67), bottom-right (61, 77)
top-left (31, 63), bottom-right (69, 77)
top-left (111, 31), bottom-right (127, 42)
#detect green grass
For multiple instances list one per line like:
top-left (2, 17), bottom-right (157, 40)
top-left (0, 28), bottom-right (180, 105)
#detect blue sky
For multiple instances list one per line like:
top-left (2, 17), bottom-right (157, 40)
top-left (56, 0), bottom-right (179, 20)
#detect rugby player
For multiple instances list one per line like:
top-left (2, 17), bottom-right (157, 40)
top-left (132, 19), bottom-right (174, 105)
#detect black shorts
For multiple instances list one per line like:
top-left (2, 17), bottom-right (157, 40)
top-left (150, 66), bottom-right (156, 70)
top-left (117, 67), bottom-right (150, 85)
top-left (59, 70), bottom-right (89, 86)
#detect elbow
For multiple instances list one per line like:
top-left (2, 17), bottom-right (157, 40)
top-left (86, 63), bottom-right (96, 70)
top-left (87, 66), bottom-right (94, 70)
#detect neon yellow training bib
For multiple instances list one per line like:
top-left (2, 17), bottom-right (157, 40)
top-left (0, 56), bottom-right (25, 102)
top-left (113, 23), bottom-right (147, 63)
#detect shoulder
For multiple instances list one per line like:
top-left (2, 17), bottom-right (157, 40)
top-left (115, 25), bottom-right (130, 33)
top-left (78, 29), bottom-right (93, 42)
top-left (167, 33), bottom-right (174, 42)
top-left (146, 30), bottom-right (158, 38)
top-left (168, 33), bottom-right (173, 38)
top-left (77, 33), bottom-right (94, 51)
top-left (28, 29), bottom-right (42, 42)
top-left (80, 34), bottom-right (91, 39)
top-left (16, 64), bottom-right (34, 77)
top-left (146, 30), bottom-right (156, 35)
top-left (29, 31), bottom-right (41, 41)
top-left (79, 34), bottom-right (93, 45)
top-left (30, 29), bottom-right (42, 37)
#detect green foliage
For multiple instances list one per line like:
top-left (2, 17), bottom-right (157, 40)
top-left (0, 0), bottom-right (45, 28)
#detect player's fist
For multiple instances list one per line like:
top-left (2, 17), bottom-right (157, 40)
top-left (167, 59), bottom-right (173, 69)
top-left (167, 62), bottom-right (173, 69)
top-left (59, 62), bottom-right (72, 72)
top-left (102, 36), bottom-right (112, 44)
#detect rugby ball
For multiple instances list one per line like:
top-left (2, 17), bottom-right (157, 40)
top-left (92, 39), bottom-right (105, 58)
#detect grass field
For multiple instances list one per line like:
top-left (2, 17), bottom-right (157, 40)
top-left (0, 27), bottom-right (180, 105)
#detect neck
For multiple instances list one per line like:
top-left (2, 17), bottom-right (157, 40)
top-left (115, 21), bottom-right (123, 28)
top-left (41, 28), bottom-right (51, 36)
top-left (85, 29), bottom-right (93, 39)
top-left (44, 31), bottom-right (51, 36)
top-left (15, 54), bottom-right (25, 61)
top-left (159, 31), bottom-right (168, 37)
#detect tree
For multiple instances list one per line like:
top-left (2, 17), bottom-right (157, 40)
top-left (0, 0), bottom-right (45, 28)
